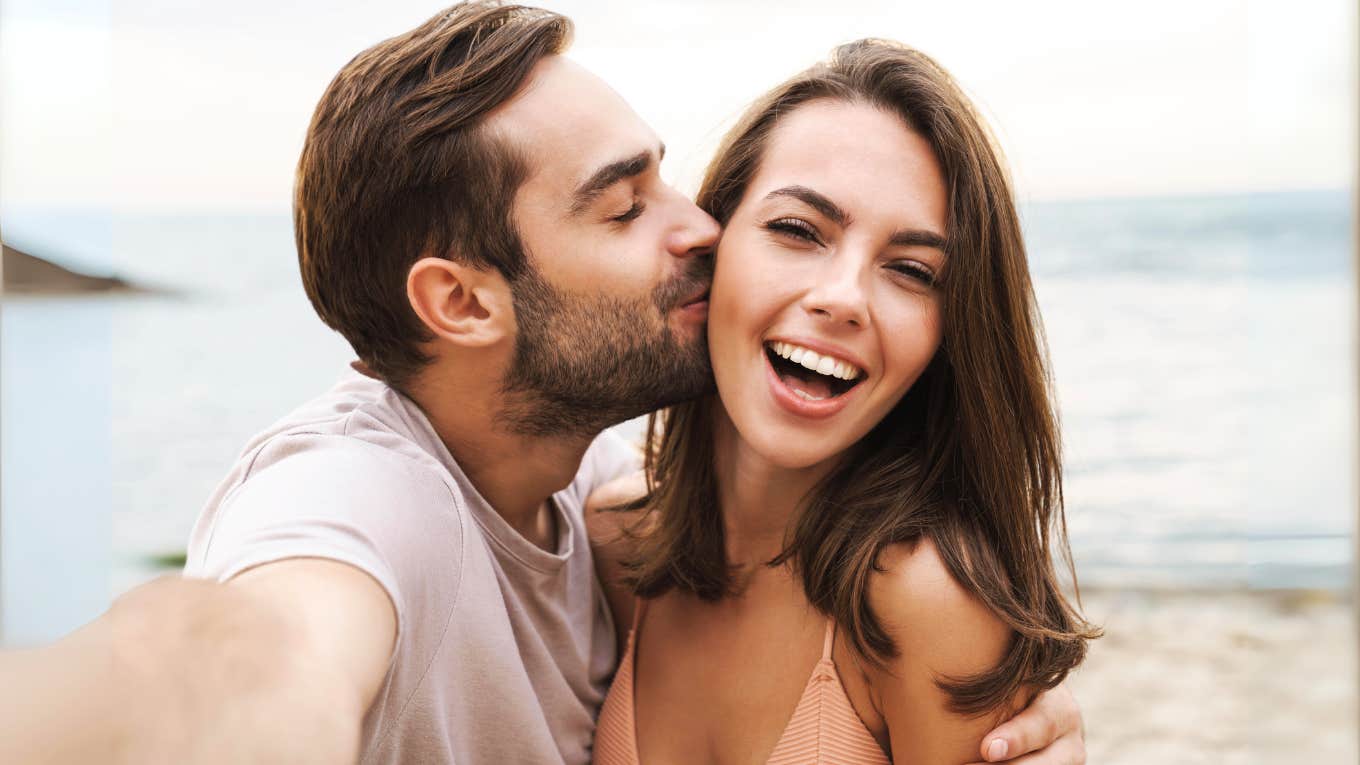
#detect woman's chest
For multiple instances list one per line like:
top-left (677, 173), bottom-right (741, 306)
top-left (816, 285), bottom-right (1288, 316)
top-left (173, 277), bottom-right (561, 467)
top-left (631, 595), bottom-right (828, 765)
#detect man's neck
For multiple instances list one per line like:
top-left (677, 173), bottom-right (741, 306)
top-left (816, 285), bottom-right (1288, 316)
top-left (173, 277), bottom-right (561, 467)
top-left (405, 370), bottom-right (595, 551)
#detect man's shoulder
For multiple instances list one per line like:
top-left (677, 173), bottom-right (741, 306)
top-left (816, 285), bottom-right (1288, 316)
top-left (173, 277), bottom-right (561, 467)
top-left (185, 375), bottom-right (475, 612)
top-left (236, 371), bottom-right (456, 490)
top-left (188, 372), bottom-right (470, 572)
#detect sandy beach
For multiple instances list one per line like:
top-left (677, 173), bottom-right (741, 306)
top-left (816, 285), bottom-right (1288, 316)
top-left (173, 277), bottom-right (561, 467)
top-left (1068, 588), bottom-right (1356, 764)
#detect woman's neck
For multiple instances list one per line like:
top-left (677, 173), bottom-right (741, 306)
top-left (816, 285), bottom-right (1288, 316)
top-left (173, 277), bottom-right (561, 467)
top-left (711, 407), bottom-right (841, 571)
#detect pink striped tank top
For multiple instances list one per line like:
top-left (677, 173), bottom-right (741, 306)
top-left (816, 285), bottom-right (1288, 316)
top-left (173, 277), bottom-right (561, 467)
top-left (594, 599), bottom-right (891, 764)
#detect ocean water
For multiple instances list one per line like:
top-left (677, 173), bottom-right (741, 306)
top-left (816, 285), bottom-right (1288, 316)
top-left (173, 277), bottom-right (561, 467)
top-left (1024, 191), bottom-right (1354, 590)
top-left (0, 190), bottom-right (1352, 639)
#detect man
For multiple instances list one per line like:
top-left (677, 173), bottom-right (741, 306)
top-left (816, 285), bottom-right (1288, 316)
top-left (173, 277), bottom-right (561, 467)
top-left (0, 3), bottom-right (1086, 763)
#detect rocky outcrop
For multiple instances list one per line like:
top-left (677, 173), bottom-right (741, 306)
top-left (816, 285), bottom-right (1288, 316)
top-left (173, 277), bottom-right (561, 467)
top-left (2, 243), bottom-right (132, 294)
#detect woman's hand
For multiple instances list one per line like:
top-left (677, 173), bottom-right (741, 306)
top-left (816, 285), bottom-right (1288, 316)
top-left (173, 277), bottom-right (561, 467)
top-left (969, 683), bottom-right (1085, 764)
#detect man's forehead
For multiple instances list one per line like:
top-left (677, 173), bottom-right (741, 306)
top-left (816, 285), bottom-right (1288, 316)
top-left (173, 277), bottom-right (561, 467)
top-left (487, 55), bottom-right (660, 193)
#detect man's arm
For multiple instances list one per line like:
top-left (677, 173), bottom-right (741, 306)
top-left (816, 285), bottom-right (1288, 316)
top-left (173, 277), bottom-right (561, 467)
top-left (584, 469), bottom-right (649, 647)
top-left (970, 684), bottom-right (1085, 765)
top-left (0, 559), bottom-right (396, 764)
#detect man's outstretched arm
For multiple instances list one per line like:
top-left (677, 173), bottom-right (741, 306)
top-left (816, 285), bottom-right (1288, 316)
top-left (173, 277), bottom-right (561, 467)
top-left (0, 559), bottom-right (396, 764)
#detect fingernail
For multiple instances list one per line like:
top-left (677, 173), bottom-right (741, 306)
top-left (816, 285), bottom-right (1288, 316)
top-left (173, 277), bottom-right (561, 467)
top-left (986, 738), bottom-right (1008, 761)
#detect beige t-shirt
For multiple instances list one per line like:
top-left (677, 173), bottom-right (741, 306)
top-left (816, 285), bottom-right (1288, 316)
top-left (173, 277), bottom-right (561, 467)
top-left (184, 369), bottom-right (638, 764)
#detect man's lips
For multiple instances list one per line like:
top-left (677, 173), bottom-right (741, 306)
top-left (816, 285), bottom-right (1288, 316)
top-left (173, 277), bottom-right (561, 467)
top-left (674, 285), bottom-right (711, 316)
top-left (679, 286), bottom-right (710, 308)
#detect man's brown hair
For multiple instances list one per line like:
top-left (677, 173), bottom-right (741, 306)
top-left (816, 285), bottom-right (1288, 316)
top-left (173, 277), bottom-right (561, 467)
top-left (295, 1), bottom-right (571, 387)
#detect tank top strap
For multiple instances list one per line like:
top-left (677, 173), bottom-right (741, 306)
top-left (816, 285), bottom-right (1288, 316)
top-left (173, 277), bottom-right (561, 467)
top-left (821, 616), bottom-right (836, 661)
top-left (631, 596), bottom-right (649, 633)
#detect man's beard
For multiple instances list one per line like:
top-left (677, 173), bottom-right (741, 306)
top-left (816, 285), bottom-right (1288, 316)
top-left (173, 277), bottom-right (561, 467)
top-left (498, 256), bottom-right (716, 438)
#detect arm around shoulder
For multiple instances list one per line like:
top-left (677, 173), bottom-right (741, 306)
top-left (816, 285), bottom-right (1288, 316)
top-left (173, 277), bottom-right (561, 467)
top-left (585, 470), bottom-right (649, 645)
top-left (864, 537), bottom-right (1015, 765)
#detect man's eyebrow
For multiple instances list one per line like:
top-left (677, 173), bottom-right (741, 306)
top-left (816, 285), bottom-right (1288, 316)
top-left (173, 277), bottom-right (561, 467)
top-left (765, 184), bottom-right (948, 251)
top-left (569, 144), bottom-right (664, 216)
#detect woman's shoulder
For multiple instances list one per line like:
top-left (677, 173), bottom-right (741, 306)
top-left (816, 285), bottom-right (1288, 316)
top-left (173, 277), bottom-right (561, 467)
top-left (856, 537), bottom-right (1015, 760)
top-left (867, 536), bottom-right (1011, 681)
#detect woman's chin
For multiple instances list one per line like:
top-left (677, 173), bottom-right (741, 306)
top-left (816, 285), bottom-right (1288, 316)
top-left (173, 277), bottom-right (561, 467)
top-left (741, 430), bottom-right (848, 473)
top-left (715, 377), bottom-right (860, 472)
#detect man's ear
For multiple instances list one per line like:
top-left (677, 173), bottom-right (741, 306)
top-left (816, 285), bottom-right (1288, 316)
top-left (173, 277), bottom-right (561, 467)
top-left (406, 257), bottom-right (514, 348)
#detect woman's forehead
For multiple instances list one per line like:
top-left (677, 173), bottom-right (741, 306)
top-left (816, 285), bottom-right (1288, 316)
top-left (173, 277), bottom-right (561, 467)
top-left (747, 101), bottom-right (948, 234)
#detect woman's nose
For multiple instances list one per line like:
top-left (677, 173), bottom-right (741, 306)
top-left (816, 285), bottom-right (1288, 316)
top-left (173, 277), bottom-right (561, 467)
top-left (801, 255), bottom-right (868, 328)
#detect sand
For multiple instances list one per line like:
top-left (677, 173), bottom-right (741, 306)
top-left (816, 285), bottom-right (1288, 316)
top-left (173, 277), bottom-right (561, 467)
top-left (1067, 588), bottom-right (1356, 764)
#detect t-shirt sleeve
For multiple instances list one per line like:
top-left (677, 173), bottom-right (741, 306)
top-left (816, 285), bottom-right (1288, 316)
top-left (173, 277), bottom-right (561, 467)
top-left (588, 427), bottom-right (644, 488)
top-left (551, 427), bottom-right (643, 513)
top-left (188, 435), bottom-right (465, 646)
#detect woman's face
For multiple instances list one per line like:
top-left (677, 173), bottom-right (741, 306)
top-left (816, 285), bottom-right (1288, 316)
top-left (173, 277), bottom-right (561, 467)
top-left (707, 99), bottom-right (948, 471)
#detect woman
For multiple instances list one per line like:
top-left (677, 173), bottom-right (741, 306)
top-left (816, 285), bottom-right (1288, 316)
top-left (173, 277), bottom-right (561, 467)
top-left (589, 40), bottom-right (1098, 764)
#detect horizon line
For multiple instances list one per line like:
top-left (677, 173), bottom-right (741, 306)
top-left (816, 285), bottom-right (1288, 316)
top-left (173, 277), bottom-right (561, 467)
top-left (1, 185), bottom-right (1352, 222)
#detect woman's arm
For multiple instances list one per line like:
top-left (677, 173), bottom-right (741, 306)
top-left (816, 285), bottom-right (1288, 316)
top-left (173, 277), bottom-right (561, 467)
top-left (864, 537), bottom-right (1016, 764)
top-left (584, 470), bottom-right (649, 647)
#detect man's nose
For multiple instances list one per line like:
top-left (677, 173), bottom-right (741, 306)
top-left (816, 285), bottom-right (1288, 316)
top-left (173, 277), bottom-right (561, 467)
top-left (666, 197), bottom-right (721, 259)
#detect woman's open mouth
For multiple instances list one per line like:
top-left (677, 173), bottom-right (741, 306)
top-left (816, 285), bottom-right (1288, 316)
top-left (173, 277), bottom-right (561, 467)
top-left (763, 340), bottom-right (865, 418)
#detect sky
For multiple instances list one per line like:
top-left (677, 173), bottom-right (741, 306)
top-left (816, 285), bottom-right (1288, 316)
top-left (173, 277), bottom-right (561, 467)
top-left (0, 0), bottom-right (1355, 215)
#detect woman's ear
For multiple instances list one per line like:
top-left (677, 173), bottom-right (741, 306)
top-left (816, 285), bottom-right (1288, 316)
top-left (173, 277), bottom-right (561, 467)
top-left (406, 257), bottom-right (514, 348)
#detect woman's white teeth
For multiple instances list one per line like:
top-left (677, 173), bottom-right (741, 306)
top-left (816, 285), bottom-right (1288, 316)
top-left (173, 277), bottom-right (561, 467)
top-left (769, 341), bottom-right (862, 381)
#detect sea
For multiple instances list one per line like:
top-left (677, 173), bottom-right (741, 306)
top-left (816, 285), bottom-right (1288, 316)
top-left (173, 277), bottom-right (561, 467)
top-left (1, 189), bottom-right (1353, 643)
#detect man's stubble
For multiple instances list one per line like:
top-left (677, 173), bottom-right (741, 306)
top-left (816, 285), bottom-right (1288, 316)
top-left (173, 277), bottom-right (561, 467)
top-left (498, 254), bottom-right (716, 439)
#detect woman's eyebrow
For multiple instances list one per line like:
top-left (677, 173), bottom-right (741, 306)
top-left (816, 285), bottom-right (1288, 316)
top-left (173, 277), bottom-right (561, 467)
top-left (765, 184), bottom-right (948, 250)
top-left (764, 185), bottom-right (847, 226)
top-left (890, 229), bottom-right (948, 251)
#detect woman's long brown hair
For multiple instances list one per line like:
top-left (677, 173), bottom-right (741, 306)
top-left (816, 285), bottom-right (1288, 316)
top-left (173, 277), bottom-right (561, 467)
top-left (617, 39), bottom-right (1100, 716)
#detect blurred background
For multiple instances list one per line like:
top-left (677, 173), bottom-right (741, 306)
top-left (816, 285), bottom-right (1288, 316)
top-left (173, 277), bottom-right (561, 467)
top-left (1, 0), bottom-right (1354, 761)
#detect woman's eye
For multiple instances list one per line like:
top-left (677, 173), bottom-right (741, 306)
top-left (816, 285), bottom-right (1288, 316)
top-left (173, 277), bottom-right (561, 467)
top-left (612, 200), bottom-right (645, 223)
top-left (764, 217), bottom-right (821, 244)
top-left (888, 261), bottom-right (936, 286)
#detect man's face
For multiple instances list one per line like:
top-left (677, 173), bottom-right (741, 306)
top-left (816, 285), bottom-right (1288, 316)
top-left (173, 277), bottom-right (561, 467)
top-left (489, 56), bottom-right (721, 437)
